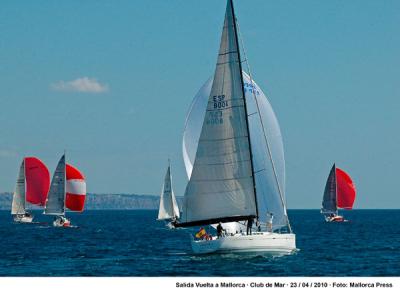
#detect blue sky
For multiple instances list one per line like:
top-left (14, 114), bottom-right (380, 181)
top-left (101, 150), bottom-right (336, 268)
top-left (0, 0), bottom-right (399, 208)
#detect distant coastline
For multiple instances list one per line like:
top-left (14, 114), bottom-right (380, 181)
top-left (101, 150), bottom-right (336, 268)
top-left (1, 192), bottom-right (398, 210)
top-left (0, 192), bottom-right (182, 210)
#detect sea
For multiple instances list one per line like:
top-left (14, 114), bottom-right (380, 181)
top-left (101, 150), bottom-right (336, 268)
top-left (0, 210), bottom-right (399, 277)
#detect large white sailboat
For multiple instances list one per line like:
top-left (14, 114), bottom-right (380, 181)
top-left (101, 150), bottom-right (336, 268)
top-left (175, 0), bottom-right (296, 254)
top-left (44, 154), bottom-right (87, 227)
top-left (157, 160), bottom-right (180, 223)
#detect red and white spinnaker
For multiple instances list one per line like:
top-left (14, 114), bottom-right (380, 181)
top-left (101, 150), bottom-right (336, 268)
top-left (65, 164), bottom-right (86, 212)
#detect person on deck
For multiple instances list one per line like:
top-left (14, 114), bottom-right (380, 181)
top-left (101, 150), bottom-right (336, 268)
top-left (217, 222), bottom-right (224, 238)
top-left (256, 219), bottom-right (261, 232)
top-left (246, 218), bottom-right (254, 235)
top-left (267, 212), bottom-right (274, 232)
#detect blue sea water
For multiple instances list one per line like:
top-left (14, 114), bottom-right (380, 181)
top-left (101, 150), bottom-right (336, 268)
top-left (0, 210), bottom-right (399, 277)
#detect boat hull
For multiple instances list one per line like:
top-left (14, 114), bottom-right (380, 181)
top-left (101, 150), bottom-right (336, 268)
top-left (325, 215), bottom-right (344, 222)
top-left (53, 217), bottom-right (71, 227)
top-left (191, 232), bottom-right (296, 255)
top-left (13, 214), bottom-right (34, 223)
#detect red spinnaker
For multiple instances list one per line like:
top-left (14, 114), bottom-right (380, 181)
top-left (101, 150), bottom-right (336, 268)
top-left (25, 157), bottom-right (50, 206)
top-left (336, 168), bottom-right (356, 209)
top-left (65, 164), bottom-right (86, 212)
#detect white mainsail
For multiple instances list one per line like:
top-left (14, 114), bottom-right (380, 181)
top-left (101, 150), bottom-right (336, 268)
top-left (11, 160), bottom-right (26, 215)
top-left (179, 0), bottom-right (257, 226)
top-left (183, 73), bottom-right (289, 230)
top-left (158, 164), bottom-right (180, 220)
top-left (44, 155), bottom-right (66, 216)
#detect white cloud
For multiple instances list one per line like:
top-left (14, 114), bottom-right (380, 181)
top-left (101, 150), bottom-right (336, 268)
top-left (51, 77), bottom-right (109, 93)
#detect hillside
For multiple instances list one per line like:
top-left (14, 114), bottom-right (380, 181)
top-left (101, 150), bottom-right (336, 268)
top-left (0, 192), bottom-right (182, 210)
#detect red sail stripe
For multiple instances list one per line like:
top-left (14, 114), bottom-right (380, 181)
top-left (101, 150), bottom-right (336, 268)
top-left (25, 157), bottom-right (50, 206)
top-left (66, 164), bottom-right (85, 180)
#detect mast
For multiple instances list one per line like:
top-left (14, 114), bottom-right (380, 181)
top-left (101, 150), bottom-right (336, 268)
top-left (334, 163), bottom-right (338, 215)
top-left (23, 157), bottom-right (27, 212)
top-left (168, 158), bottom-right (175, 219)
top-left (230, 0), bottom-right (259, 219)
top-left (63, 151), bottom-right (66, 216)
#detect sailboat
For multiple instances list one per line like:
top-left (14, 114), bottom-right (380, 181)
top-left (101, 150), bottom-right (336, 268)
top-left (11, 157), bottom-right (50, 223)
top-left (174, 0), bottom-right (296, 254)
top-left (44, 154), bottom-right (87, 227)
top-left (157, 160), bottom-right (180, 224)
top-left (321, 164), bottom-right (356, 222)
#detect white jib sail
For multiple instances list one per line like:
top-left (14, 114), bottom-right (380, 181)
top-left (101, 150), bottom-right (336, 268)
top-left (11, 160), bottom-right (26, 215)
top-left (180, 1), bottom-right (257, 225)
top-left (158, 165), bottom-right (180, 220)
top-left (44, 155), bottom-right (65, 215)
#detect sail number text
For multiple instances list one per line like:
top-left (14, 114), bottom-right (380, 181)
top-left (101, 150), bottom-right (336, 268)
top-left (213, 95), bottom-right (228, 109)
top-left (207, 110), bottom-right (223, 125)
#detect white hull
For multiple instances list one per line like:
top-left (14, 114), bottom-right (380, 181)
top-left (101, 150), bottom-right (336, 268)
top-left (324, 214), bottom-right (345, 222)
top-left (191, 232), bottom-right (296, 255)
top-left (53, 217), bottom-right (71, 227)
top-left (13, 214), bottom-right (34, 223)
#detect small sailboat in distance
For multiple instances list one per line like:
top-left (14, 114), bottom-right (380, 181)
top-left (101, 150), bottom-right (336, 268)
top-left (321, 164), bottom-right (356, 222)
top-left (157, 160), bottom-right (180, 225)
top-left (174, 0), bottom-right (296, 254)
top-left (11, 157), bottom-right (50, 223)
top-left (44, 154), bottom-right (86, 227)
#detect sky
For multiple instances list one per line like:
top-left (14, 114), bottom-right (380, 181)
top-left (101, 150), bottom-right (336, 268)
top-left (0, 0), bottom-right (399, 209)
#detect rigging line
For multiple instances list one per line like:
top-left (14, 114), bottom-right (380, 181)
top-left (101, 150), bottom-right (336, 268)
top-left (167, 161), bottom-right (176, 219)
top-left (230, 0), bottom-right (259, 219)
top-left (236, 21), bottom-right (292, 233)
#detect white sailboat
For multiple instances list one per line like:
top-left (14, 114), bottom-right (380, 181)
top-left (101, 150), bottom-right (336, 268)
top-left (11, 157), bottom-right (50, 223)
top-left (175, 0), bottom-right (296, 255)
top-left (157, 161), bottom-right (180, 224)
top-left (12, 160), bottom-right (33, 223)
top-left (44, 154), bottom-right (87, 227)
